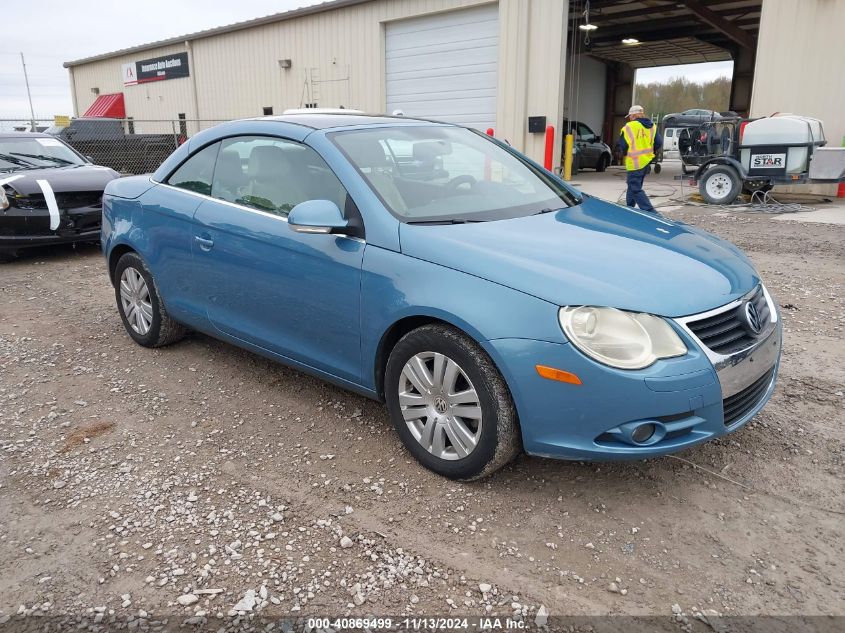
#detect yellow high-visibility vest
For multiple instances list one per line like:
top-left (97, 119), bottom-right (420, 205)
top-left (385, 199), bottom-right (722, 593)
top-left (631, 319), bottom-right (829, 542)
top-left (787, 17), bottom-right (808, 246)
top-left (621, 120), bottom-right (656, 171)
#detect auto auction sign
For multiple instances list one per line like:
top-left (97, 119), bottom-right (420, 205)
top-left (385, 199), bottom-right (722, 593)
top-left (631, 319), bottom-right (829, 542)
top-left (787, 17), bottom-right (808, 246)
top-left (123, 52), bottom-right (189, 86)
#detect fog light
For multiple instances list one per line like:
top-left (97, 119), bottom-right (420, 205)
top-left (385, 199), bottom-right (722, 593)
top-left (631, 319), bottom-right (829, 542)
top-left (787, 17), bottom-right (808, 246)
top-left (631, 423), bottom-right (656, 444)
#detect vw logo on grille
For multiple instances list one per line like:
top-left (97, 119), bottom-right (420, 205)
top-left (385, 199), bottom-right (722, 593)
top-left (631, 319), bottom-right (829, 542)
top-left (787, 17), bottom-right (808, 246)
top-left (743, 301), bottom-right (763, 335)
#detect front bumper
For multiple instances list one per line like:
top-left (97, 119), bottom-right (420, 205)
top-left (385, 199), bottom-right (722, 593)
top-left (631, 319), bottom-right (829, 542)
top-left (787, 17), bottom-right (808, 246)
top-left (0, 205), bottom-right (101, 252)
top-left (485, 298), bottom-right (782, 461)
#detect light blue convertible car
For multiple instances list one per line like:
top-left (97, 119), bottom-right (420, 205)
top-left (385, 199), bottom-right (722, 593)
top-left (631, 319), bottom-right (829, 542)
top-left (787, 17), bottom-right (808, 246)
top-left (102, 113), bottom-right (781, 480)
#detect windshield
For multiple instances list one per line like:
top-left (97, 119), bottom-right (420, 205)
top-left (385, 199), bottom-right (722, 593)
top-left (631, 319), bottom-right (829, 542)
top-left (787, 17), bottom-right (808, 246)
top-left (0, 137), bottom-right (85, 171)
top-left (331, 126), bottom-right (579, 222)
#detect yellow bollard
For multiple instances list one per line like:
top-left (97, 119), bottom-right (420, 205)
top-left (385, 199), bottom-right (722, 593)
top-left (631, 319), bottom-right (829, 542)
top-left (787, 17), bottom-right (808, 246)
top-left (563, 133), bottom-right (574, 181)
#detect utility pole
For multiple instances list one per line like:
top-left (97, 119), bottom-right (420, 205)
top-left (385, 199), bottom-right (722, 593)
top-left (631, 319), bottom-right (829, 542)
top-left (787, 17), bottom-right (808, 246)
top-left (20, 52), bottom-right (37, 132)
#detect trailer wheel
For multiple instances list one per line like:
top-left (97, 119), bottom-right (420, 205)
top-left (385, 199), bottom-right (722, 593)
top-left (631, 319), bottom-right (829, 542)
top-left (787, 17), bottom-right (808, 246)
top-left (699, 165), bottom-right (741, 205)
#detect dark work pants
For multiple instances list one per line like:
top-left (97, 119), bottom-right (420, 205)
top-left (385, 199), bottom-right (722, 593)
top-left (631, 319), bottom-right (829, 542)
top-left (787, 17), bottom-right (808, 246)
top-left (625, 164), bottom-right (655, 212)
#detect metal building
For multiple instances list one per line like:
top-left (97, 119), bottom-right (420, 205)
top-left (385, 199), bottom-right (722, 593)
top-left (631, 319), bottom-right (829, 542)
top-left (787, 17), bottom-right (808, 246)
top-left (63, 0), bottom-right (843, 172)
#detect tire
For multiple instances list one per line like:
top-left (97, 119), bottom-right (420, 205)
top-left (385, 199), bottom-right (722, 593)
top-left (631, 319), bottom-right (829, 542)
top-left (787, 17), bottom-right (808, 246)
top-left (0, 250), bottom-right (19, 263)
top-left (384, 324), bottom-right (521, 480)
top-left (699, 165), bottom-right (741, 205)
top-left (114, 252), bottom-right (186, 348)
top-left (595, 154), bottom-right (609, 172)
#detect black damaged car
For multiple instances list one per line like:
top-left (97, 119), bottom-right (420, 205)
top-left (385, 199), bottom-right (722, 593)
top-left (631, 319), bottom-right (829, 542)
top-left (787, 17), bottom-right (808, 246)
top-left (0, 132), bottom-right (119, 261)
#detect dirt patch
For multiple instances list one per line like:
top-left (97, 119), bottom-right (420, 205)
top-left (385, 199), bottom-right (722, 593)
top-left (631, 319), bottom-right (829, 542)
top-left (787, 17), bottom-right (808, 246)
top-left (58, 421), bottom-right (116, 453)
top-left (0, 216), bottom-right (842, 624)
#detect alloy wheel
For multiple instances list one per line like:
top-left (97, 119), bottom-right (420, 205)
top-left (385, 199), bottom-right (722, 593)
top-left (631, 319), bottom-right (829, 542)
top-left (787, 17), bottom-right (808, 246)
top-left (119, 267), bottom-right (153, 335)
top-left (398, 351), bottom-right (483, 460)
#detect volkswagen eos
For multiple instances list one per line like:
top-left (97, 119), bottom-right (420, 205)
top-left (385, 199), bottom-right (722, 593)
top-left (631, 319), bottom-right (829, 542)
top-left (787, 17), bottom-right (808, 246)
top-left (102, 114), bottom-right (781, 480)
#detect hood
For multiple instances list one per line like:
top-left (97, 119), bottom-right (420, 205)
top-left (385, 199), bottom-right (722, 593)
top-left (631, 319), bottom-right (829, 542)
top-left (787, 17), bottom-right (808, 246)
top-left (399, 196), bottom-right (759, 318)
top-left (1, 164), bottom-right (119, 196)
top-left (637, 117), bottom-right (656, 129)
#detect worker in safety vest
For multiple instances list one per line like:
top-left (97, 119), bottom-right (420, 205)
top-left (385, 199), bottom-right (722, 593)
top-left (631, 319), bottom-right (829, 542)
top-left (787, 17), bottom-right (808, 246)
top-left (618, 105), bottom-right (662, 212)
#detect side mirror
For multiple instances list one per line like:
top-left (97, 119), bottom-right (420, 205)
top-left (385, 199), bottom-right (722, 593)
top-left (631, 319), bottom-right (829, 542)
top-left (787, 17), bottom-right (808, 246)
top-left (288, 199), bottom-right (348, 235)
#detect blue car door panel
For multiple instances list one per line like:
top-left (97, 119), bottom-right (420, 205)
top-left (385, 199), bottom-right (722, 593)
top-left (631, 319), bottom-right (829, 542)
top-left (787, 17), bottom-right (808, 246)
top-left (189, 135), bottom-right (364, 383)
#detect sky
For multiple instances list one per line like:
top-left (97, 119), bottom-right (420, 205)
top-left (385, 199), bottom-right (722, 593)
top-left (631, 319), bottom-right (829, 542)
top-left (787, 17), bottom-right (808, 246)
top-left (636, 60), bottom-right (734, 85)
top-left (2, 1), bottom-right (734, 121)
top-left (1, 0), bottom-right (321, 119)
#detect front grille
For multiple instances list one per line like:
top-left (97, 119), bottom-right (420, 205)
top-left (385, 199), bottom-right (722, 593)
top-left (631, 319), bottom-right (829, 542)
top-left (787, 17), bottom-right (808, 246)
top-left (56, 191), bottom-right (103, 209)
top-left (686, 286), bottom-right (770, 355)
top-left (14, 191), bottom-right (102, 210)
top-left (722, 367), bottom-right (775, 426)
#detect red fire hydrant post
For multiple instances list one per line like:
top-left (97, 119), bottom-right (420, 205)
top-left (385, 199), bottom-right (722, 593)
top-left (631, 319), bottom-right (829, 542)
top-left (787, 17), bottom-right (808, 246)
top-left (544, 125), bottom-right (555, 172)
top-left (839, 135), bottom-right (845, 198)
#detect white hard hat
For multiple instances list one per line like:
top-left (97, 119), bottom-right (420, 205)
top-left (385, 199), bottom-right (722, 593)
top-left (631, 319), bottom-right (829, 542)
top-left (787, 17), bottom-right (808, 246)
top-left (628, 104), bottom-right (645, 117)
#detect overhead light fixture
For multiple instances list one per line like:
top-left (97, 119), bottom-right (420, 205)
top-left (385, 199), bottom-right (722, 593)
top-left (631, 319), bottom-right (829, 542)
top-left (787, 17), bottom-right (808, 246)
top-left (579, 23), bottom-right (598, 31)
top-left (622, 37), bottom-right (640, 45)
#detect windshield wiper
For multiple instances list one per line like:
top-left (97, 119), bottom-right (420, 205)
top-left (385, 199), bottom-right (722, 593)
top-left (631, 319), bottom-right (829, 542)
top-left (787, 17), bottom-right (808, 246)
top-left (405, 218), bottom-right (485, 225)
top-left (10, 152), bottom-right (75, 166)
top-left (0, 153), bottom-right (37, 168)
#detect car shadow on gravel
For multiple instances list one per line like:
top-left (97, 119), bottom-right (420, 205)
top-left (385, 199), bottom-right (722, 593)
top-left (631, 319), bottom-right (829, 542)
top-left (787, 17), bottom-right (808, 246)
top-left (1, 242), bottom-right (101, 264)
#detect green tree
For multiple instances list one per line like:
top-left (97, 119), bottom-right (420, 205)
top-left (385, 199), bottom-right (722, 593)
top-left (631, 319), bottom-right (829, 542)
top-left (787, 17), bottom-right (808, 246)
top-left (635, 76), bottom-right (732, 120)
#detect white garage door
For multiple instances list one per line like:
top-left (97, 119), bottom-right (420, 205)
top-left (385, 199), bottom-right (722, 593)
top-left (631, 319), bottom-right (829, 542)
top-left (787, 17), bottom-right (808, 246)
top-left (385, 4), bottom-right (499, 131)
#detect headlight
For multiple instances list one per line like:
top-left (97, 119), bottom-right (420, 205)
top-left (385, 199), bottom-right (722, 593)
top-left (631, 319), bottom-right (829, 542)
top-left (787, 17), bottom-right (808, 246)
top-left (559, 306), bottom-right (687, 369)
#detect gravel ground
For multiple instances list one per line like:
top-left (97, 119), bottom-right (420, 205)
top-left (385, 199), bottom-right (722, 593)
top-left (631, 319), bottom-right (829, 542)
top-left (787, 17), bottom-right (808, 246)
top-left (0, 203), bottom-right (843, 631)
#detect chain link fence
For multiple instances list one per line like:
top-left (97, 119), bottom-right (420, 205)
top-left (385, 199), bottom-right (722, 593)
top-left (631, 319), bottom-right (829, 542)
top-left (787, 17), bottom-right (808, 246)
top-left (1, 117), bottom-right (229, 175)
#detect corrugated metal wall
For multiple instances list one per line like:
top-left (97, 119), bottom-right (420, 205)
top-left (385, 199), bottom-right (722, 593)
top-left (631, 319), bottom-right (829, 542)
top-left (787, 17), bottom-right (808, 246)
top-left (68, 0), bottom-right (569, 168)
top-left (71, 43), bottom-right (199, 133)
top-left (751, 0), bottom-right (844, 194)
top-left (752, 0), bottom-right (845, 149)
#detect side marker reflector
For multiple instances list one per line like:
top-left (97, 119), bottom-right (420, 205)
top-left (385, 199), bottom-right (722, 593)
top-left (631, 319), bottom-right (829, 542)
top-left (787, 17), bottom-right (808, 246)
top-left (535, 365), bottom-right (582, 385)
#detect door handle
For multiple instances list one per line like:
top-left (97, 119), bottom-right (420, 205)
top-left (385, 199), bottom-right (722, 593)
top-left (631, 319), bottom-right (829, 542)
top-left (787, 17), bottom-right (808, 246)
top-left (195, 236), bottom-right (214, 251)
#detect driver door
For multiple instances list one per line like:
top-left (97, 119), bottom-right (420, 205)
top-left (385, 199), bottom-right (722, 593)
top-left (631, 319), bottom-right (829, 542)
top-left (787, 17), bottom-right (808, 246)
top-left (190, 135), bottom-right (364, 383)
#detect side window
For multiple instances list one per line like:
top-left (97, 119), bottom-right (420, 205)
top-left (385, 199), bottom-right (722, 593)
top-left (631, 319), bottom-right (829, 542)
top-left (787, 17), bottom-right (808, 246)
top-left (167, 142), bottom-right (220, 195)
top-left (211, 135), bottom-right (349, 217)
top-left (665, 128), bottom-right (674, 138)
top-left (577, 123), bottom-right (593, 140)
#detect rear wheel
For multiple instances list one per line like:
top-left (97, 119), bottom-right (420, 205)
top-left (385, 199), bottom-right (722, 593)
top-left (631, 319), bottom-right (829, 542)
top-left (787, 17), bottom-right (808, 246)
top-left (114, 252), bottom-right (186, 348)
top-left (384, 324), bottom-right (521, 480)
top-left (699, 165), bottom-right (741, 205)
top-left (595, 154), bottom-right (609, 172)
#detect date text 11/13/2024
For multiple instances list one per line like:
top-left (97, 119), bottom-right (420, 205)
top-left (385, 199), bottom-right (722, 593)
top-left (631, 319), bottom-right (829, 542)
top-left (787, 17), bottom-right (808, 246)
top-left (307, 616), bottom-right (528, 629)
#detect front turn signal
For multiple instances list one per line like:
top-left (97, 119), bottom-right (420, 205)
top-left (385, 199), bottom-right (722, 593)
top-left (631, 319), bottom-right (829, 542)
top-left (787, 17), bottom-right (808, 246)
top-left (535, 365), bottom-right (582, 385)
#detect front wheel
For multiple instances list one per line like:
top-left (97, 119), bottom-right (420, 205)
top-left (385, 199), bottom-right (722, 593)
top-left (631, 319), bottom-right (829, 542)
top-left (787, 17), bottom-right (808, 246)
top-left (114, 252), bottom-right (186, 348)
top-left (699, 165), bottom-right (741, 205)
top-left (384, 325), bottom-right (521, 480)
